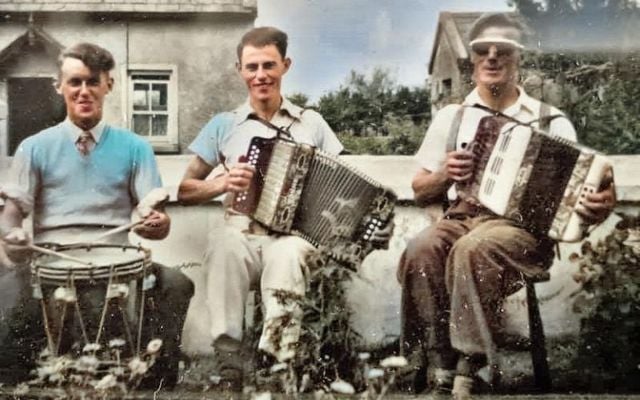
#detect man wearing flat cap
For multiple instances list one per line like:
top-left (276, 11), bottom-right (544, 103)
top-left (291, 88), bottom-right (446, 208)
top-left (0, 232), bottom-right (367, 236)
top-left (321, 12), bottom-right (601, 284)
top-left (397, 13), bottom-right (616, 399)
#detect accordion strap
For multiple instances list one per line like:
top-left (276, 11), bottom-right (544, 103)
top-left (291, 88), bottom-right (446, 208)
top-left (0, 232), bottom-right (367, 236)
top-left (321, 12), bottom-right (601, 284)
top-left (470, 102), bottom-right (562, 133)
top-left (446, 105), bottom-right (466, 153)
top-left (247, 112), bottom-right (302, 141)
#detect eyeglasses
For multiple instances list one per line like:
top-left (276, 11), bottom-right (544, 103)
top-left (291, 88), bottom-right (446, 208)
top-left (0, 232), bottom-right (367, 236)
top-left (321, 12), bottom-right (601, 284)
top-left (471, 42), bottom-right (519, 57)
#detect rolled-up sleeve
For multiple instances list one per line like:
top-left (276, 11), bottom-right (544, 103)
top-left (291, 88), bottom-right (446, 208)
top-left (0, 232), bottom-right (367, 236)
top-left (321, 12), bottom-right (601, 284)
top-left (131, 141), bottom-right (163, 206)
top-left (188, 113), bottom-right (236, 167)
top-left (414, 104), bottom-right (460, 172)
top-left (3, 142), bottom-right (37, 216)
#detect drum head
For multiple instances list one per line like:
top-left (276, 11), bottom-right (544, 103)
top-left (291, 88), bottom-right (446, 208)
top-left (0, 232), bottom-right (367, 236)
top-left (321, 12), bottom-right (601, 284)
top-left (31, 243), bottom-right (151, 284)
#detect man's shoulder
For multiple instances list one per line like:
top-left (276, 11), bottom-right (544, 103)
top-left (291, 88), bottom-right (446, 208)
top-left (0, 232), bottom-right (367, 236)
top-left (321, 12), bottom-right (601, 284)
top-left (19, 123), bottom-right (65, 148)
top-left (299, 108), bottom-right (326, 122)
top-left (431, 103), bottom-right (465, 125)
top-left (105, 125), bottom-right (154, 151)
top-left (201, 111), bottom-right (237, 135)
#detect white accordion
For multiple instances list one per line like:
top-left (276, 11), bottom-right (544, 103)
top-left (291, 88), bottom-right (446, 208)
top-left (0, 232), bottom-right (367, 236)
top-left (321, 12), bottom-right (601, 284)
top-left (459, 116), bottom-right (611, 242)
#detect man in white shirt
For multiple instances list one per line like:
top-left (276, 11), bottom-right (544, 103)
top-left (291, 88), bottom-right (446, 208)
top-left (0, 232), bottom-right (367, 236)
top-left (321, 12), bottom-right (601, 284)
top-left (398, 13), bottom-right (616, 399)
top-left (178, 27), bottom-right (345, 391)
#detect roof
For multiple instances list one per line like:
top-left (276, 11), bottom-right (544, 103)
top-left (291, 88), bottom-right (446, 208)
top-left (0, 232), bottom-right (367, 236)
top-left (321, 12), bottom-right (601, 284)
top-left (0, 25), bottom-right (63, 67)
top-left (428, 11), bottom-right (526, 74)
top-left (0, 0), bottom-right (256, 14)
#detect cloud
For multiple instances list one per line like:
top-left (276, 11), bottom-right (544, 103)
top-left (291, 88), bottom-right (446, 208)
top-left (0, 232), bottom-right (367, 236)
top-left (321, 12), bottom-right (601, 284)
top-left (368, 9), bottom-right (393, 51)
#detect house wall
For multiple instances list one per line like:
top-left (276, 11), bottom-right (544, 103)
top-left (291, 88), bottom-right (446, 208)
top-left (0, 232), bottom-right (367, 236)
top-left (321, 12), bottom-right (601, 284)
top-left (429, 32), bottom-right (465, 112)
top-left (126, 14), bottom-right (252, 152)
top-left (0, 12), bottom-right (254, 155)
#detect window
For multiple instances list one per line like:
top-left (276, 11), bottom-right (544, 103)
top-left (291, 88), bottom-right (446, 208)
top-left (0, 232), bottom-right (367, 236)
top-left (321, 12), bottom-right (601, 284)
top-left (442, 78), bottom-right (452, 98)
top-left (126, 65), bottom-right (178, 152)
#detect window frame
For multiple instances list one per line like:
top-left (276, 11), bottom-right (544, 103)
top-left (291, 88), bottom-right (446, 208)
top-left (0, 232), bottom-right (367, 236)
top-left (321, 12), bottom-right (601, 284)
top-left (124, 64), bottom-right (179, 153)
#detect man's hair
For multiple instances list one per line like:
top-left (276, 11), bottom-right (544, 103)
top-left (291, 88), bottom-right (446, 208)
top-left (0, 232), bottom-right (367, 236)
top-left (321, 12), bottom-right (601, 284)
top-left (236, 26), bottom-right (288, 61)
top-left (58, 42), bottom-right (115, 75)
top-left (468, 13), bottom-right (524, 43)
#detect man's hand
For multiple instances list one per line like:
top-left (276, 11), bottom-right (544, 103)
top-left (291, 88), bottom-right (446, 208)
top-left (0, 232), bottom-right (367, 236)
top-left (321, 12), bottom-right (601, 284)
top-left (137, 188), bottom-right (170, 218)
top-left (369, 218), bottom-right (395, 250)
top-left (577, 167), bottom-right (616, 225)
top-left (133, 209), bottom-right (171, 240)
top-left (223, 163), bottom-right (255, 193)
top-left (0, 227), bottom-right (32, 268)
top-left (445, 149), bottom-right (475, 183)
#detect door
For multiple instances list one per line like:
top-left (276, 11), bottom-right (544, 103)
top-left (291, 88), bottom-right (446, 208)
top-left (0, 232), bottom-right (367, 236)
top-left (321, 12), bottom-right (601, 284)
top-left (7, 77), bottom-right (66, 155)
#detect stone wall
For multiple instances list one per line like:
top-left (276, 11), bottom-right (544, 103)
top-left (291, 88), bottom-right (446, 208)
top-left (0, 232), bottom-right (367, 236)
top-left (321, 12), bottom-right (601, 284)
top-left (130, 154), bottom-right (638, 355)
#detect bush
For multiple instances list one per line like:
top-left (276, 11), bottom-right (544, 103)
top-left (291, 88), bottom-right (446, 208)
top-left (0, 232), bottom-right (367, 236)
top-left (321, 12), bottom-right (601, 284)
top-left (569, 214), bottom-right (640, 391)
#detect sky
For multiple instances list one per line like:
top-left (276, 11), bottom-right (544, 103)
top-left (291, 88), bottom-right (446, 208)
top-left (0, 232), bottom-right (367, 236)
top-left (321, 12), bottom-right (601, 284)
top-left (255, 0), bottom-right (513, 101)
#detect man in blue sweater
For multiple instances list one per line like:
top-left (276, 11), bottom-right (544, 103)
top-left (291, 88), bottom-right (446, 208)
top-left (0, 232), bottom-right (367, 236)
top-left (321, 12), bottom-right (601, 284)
top-left (0, 42), bottom-right (193, 388)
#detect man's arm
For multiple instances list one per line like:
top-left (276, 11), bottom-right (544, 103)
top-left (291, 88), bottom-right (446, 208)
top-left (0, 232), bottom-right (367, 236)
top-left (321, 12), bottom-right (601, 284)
top-left (0, 199), bottom-right (32, 267)
top-left (547, 108), bottom-right (616, 225)
top-left (413, 149), bottom-right (475, 207)
top-left (178, 155), bottom-right (255, 205)
top-left (577, 167), bottom-right (616, 225)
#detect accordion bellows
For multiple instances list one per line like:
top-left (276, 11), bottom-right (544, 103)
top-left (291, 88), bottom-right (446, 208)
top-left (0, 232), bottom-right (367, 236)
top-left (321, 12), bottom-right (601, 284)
top-left (459, 116), bottom-right (611, 242)
top-left (233, 137), bottom-right (396, 267)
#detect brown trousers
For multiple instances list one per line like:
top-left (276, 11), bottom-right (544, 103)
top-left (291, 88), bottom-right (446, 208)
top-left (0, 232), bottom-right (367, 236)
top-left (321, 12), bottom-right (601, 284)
top-left (398, 201), bottom-right (553, 369)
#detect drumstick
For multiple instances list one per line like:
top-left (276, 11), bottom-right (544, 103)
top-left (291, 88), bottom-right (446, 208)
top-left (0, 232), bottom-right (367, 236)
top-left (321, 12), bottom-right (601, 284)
top-left (91, 220), bottom-right (144, 243)
top-left (28, 244), bottom-right (91, 266)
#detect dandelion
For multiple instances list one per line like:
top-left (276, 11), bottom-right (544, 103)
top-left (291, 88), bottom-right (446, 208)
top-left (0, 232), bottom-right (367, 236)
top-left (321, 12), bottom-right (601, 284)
top-left (128, 357), bottom-right (149, 377)
top-left (107, 283), bottom-right (129, 299)
top-left (380, 355), bottom-right (408, 368)
top-left (93, 374), bottom-right (117, 391)
top-left (252, 392), bottom-right (273, 400)
top-left (329, 379), bottom-right (355, 394)
top-left (53, 287), bottom-right (77, 303)
top-left (146, 338), bottom-right (163, 354)
top-left (270, 362), bottom-right (288, 373)
top-left (13, 383), bottom-right (29, 396)
top-left (76, 355), bottom-right (99, 373)
top-left (109, 338), bottom-right (126, 348)
top-left (367, 368), bottom-right (385, 379)
top-left (82, 343), bottom-right (102, 353)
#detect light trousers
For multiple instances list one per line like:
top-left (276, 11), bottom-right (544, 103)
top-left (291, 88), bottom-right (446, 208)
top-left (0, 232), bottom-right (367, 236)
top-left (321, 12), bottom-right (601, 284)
top-left (204, 215), bottom-right (314, 362)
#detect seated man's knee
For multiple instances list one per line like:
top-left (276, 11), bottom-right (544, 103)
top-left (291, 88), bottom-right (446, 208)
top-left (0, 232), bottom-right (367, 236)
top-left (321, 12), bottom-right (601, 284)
top-left (154, 265), bottom-right (195, 301)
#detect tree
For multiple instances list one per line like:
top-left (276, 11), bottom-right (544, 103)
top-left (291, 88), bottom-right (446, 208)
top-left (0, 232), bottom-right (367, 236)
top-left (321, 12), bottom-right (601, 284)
top-left (509, 0), bottom-right (639, 51)
top-left (287, 93), bottom-right (310, 108)
top-left (316, 68), bottom-right (430, 147)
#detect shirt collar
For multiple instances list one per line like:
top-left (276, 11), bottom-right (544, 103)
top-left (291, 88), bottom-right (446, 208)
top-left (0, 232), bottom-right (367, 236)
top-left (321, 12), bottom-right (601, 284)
top-left (463, 86), bottom-right (537, 117)
top-left (233, 97), bottom-right (304, 124)
top-left (64, 118), bottom-right (106, 142)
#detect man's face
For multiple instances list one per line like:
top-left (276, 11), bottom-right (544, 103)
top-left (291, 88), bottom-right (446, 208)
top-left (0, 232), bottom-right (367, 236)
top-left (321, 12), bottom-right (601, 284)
top-left (237, 44), bottom-right (290, 104)
top-left (57, 57), bottom-right (113, 129)
top-left (471, 26), bottom-right (521, 90)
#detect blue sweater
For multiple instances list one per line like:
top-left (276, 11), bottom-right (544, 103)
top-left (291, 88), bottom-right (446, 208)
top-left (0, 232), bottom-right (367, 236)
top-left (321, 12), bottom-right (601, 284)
top-left (12, 122), bottom-right (161, 232)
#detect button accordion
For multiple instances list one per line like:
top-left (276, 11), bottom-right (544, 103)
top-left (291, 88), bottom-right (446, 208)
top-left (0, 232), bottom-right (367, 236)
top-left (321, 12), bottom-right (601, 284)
top-left (232, 137), bottom-right (396, 268)
top-left (458, 116), bottom-right (611, 242)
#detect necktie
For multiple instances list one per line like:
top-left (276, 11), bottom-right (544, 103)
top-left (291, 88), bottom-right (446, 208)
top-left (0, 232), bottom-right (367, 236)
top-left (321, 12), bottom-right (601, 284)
top-left (76, 131), bottom-right (95, 156)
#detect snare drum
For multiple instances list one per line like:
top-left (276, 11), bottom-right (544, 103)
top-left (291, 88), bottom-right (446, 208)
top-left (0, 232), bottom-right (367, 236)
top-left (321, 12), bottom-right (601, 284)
top-left (30, 243), bottom-right (153, 356)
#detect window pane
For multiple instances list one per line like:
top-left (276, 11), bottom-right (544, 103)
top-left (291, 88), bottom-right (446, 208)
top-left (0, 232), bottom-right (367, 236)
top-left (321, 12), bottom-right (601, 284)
top-left (133, 114), bottom-right (150, 136)
top-left (133, 83), bottom-right (149, 111)
top-left (151, 84), bottom-right (168, 111)
top-left (151, 115), bottom-right (168, 137)
top-left (131, 74), bottom-right (170, 81)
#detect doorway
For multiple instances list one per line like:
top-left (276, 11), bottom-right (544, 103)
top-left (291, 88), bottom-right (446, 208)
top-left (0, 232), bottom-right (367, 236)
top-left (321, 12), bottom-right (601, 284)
top-left (8, 77), bottom-right (66, 155)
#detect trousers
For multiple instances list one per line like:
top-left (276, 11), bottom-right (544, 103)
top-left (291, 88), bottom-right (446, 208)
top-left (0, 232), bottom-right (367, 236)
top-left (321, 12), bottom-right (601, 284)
top-left (204, 215), bottom-right (314, 362)
top-left (398, 201), bottom-right (553, 365)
